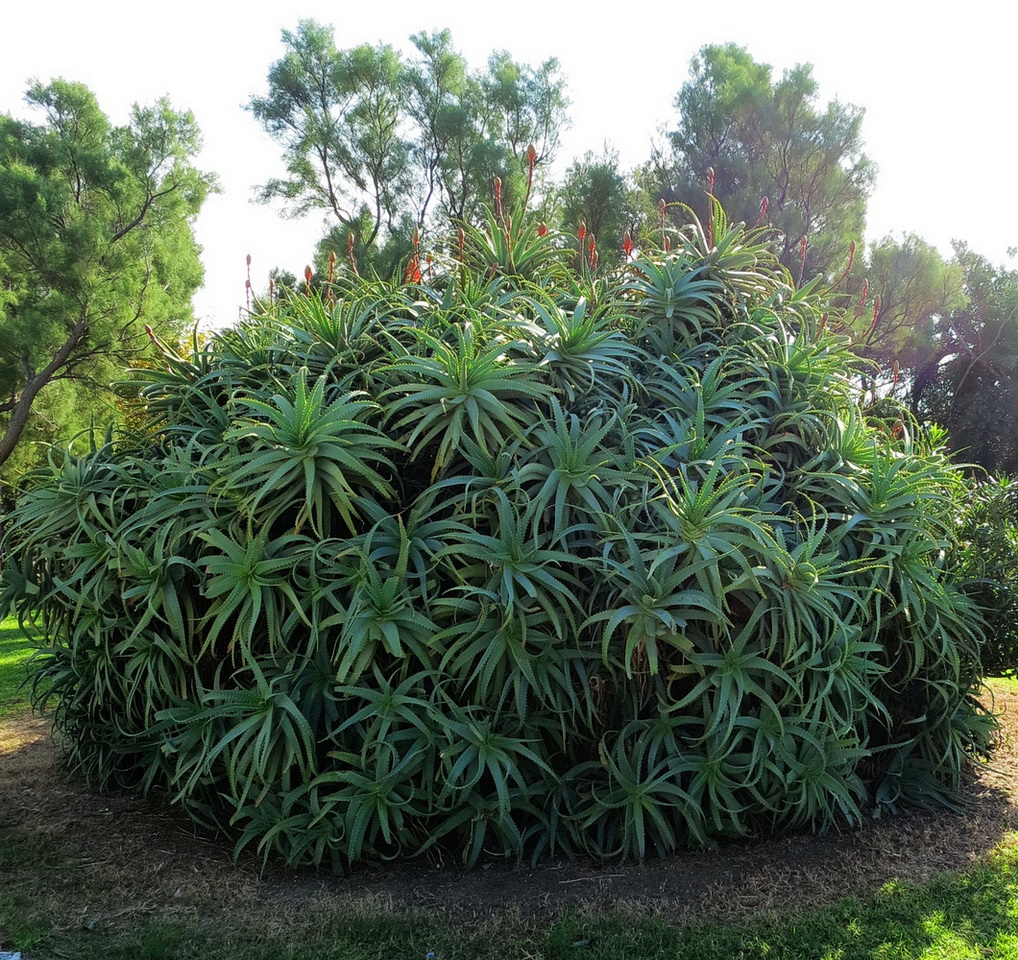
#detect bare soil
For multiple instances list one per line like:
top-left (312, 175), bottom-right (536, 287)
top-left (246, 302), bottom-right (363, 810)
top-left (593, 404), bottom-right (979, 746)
top-left (2, 684), bottom-right (1016, 934)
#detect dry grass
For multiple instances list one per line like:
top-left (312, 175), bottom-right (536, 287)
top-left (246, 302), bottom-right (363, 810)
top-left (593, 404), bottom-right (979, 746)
top-left (1, 682), bottom-right (1016, 942)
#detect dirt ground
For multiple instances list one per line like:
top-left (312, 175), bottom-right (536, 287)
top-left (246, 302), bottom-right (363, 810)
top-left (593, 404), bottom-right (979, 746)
top-left (2, 684), bottom-right (1016, 932)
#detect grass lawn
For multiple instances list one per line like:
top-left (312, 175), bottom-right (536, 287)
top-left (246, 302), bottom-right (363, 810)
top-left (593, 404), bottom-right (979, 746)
top-left (0, 613), bottom-right (38, 716)
top-left (1, 623), bottom-right (1016, 959)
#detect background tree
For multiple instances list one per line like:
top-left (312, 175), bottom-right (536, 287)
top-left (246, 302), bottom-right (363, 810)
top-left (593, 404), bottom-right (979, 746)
top-left (250, 22), bottom-right (568, 277)
top-left (555, 146), bottom-right (638, 268)
top-left (913, 246), bottom-right (1018, 474)
top-left (829, 234), bottom-right (965, 401)
top-left (641, 43), bottom-right (874, 278)
top-left (0, 80), bottom-right (215, 480)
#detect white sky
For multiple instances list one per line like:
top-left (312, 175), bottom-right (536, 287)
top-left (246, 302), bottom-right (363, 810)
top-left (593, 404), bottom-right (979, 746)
top-left (2, 0), bottom-right (1016, 328)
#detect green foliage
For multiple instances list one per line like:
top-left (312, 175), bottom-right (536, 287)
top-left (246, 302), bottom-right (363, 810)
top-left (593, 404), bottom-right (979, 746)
top-left (953, 476), bottom-right (1018, 676)
top-left (556, 147), bottom-right (638, 267)
top-left (830, 233), bottom-right (966, 403)
top-left (642, 43), bottom-right (873, 278)
top-left (912, 246), bottom-right (1018, 475)
top-left (250, 22), bottom-right (568, 276)
top-left (1, 208), bottom-right (993, 871)
top-left (0, 79), bottom-right (215, 480)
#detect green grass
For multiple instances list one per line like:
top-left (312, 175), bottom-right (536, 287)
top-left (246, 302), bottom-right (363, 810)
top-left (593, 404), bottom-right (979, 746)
top-left (0, 613), bottom-right (38, 715)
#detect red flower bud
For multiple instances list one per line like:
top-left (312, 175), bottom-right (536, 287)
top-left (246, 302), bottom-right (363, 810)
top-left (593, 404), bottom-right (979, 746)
top-left (537, 222), bottom-right (548, 237)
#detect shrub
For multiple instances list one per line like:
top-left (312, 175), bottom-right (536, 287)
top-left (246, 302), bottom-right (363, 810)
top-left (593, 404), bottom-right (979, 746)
top-left (954, 475), bottom-right (1018, 676)
top-left (1, 204), bottom-right (994, 870)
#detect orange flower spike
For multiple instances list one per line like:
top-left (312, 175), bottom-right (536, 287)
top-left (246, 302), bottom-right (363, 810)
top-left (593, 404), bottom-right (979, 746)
top-left (457, 227), bottom-right (466, 261)
top-left (754, 196), bottom-right (769, 227)
top-left (526, 143), bottom-right (537, 193)
top-left (493, 176), bottom-right (503, 220)
top-left (622, 232), bottom-right (634, 259)
top-left (536, 222), bottom-right (548, 237)
top-left (578, 221), bottom-right (587, 242)
top-left (327, 249), bottom-right (337, 286)
top-left (892, 359), bottom-right (900, 384)
top-left (304, 265), bottom-right (313, 295)
top-left (706, 168), bottom-right (716, 248)
top-left (857, 279), bottom-right (869, 316)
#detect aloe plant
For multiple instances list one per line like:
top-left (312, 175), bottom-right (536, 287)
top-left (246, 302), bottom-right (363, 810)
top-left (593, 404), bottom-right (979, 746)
top-left (1, 207), bottom-right (994, 871)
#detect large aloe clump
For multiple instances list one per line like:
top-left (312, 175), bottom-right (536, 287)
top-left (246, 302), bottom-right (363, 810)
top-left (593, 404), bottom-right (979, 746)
top-left (2, 207), bottom-right (993, 868)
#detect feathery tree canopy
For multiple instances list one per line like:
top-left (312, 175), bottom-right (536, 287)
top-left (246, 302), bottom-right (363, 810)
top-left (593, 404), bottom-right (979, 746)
top-left (0, 79), bottom-right (214, 479)
top-left (642, 43), bottom-right (874, 279)
top-left (249, 21), bottom-right (568, 277)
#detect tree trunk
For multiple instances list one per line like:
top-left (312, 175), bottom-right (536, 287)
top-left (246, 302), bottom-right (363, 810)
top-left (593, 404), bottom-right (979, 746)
top-left (0, 317), bottom-right (88, 471)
